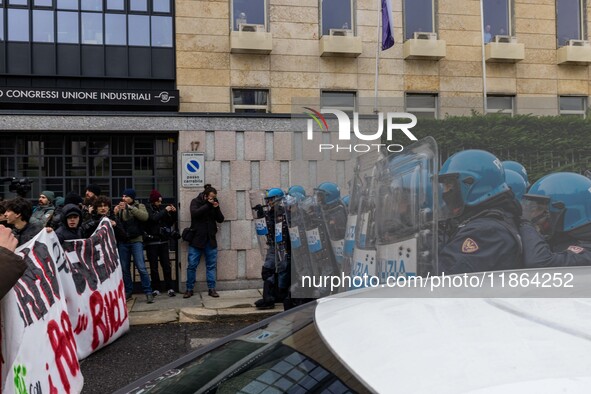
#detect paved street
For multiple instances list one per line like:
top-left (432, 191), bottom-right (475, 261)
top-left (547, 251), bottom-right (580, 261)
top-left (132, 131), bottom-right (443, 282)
top-left (80, 289), bottom-right (283, 393)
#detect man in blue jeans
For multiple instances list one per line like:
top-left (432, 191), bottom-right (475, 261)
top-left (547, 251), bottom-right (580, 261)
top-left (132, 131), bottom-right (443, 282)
top-left (114, 188), bottom-right (154, 303)
top-left (185, 184), bottom-right (224, 298)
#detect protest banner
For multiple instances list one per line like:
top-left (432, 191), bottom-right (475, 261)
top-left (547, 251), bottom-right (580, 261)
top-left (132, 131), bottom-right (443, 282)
top-left (1, 218), bottom-right (129, 393)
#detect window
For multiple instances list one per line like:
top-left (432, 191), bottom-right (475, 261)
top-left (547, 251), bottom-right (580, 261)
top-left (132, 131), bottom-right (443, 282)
top-left (8, 9), bottom-right (29, 42)
top-left (153, 0), bottom-right (170, 13)
top-left (57, 11), bottom-right (78, 43)
top-left (107, 0), bottom-right (124, 11)
top-left (232, 0), bottom-right (266, 31)
top-left (405, 93), bottom-right (438, 119)
top-left (0, 9), bottom-right (3, 41)
top-left (559, 96), bottom-right (587, 118)
top-left (82, 12), bottom-right (103, 44)
top-left (57, 0), bottom-right (78, 10)
top-left (557, 0), bottom-right (585, 46)
top-left (34, 0), bottom-right (52, 6)
top-left (487, 95), bottom-right (514, 116)
top-left (232, 89), bottom-right (269, 113)
top-left (321, 0), bottom-right (353, 36)
top-left (130, 0), bottom-right (147, 12)
top-left (151, 15), bottom-right (172, 47)
top-left (483, 0), bottom-right (512, 43)
top-left (33, 9), bottom-right (54, 42)
top-left (404, 0), bottom-right (434, 40)
top-left (321, 91), bottom-right (356, 114)
top-left (128, 14), bottom-right (150, 46)
top-left (106, 13), bottom-right (126, 45)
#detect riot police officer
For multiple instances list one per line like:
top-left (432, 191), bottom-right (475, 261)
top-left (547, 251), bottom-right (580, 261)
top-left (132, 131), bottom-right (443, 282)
top-left (520, 172), bottom-right (591, 267)
top-left (438, 150), bottom-right (523, 274)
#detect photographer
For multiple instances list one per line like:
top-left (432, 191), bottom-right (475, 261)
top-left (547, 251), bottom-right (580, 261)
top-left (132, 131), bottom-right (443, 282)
top-left (184, 184), bottom-right (224, 299)
top-left (144, 189), bottom-right (178, 297)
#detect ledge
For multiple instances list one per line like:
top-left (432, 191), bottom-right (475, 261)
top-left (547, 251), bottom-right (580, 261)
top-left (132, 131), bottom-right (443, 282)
top-left (403, 39), bottom-right (446, 60)
top-left (230, 31), bottom-right (273, 54)
top-left (485, 42), bottom-right (525, 63)
top-left (319, 35), bottom-right (362, 57)
top-left (557, 45), bottom-right (591, 65)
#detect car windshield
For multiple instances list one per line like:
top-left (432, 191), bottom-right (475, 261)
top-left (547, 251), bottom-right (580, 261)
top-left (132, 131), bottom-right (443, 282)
top-left (126, 304), bottom-right (369, 394)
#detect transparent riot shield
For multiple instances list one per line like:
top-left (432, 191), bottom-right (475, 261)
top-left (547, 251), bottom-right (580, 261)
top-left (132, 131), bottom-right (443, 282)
top-left (273, 196), bottom-right (290, 276)
top-left (282, 195), bottom-right (317, 299)
top-left (319, 200), bottom-right (348, 269)
top-left (374, 137), bottom-right (438, 281)
top-left (350, 172), bottom-right (379, 289)
top-left (300, 195), bottom-right (339, 296)
top-left (344, 150), bottom-right (383, 285)
top-left (249, 190), bottom-right (272, 260)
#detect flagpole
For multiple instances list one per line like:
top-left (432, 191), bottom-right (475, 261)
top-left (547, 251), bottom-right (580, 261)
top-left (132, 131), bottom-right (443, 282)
top-left (480, 0), bottom-right (488, 114)
top-left (374, 0), bottom-right (381, 114)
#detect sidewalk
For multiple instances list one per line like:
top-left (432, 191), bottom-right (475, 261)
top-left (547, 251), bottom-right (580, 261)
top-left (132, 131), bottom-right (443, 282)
top-left (126, 289), bottom-right (284, 325)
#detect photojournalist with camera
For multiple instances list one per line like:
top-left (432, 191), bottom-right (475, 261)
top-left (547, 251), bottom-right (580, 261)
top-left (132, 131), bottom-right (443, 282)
top-left (184, 184), bottom-right (224, 299)
top-left (145, 189), bottom-right (179, 297)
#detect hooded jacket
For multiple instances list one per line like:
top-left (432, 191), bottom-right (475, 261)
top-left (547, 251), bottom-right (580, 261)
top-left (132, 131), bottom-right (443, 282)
top-left (189, 192), bottom-right (224, 249)
top-left (55, 204), bottom-right (83, 244)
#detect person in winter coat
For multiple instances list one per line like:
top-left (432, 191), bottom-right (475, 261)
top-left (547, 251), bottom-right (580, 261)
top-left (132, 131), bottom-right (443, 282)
top-left (54, 204), bottom-right (84, 244)
top-left (144, 189), bottom-right (178, 297)
top-left (184, 184), bottom-right (224, 299)
top-left (3, 197), bottom-right (42, 246)
top-left (114, 188), bottom-right (154, 303)
top-left (29, 190), bottom-right (56, 227)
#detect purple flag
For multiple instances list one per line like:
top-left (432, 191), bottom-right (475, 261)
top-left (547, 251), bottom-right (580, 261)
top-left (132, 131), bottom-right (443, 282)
top-left (381, 0), bottom-right (395, 50)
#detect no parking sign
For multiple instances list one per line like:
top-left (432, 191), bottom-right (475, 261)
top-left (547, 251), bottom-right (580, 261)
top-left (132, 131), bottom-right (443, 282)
top-left (182, 152), bottom-right (205, 187)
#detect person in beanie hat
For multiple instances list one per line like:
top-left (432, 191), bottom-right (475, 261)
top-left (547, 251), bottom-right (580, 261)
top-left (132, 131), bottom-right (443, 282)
top-left (144, 189), bottom-right (178, 297)
top-left (114, 188), bottom-right (154, 303)
top-left (29, 191), bottom-right (56, 227)
top-left (85, 184), bottom-right (101, 199)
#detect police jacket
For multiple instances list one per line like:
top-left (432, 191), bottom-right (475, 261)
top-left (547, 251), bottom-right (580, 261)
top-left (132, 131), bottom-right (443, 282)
top-left (116, 201), bottom-right (149, 243)
top-left (144, 203), bottom-right (177, 245)
top-left (520, 221), bottom-right (591, 268)
top-left (438, 195), bottom-right (523, 275)
top-left (189, 192), bottom-right (224, 249)
top-left (55, 204), bottom-right (83, 244)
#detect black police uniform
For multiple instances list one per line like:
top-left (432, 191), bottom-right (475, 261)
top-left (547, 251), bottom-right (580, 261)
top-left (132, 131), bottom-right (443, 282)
top-left (520, 222), bottom-right (591, 267)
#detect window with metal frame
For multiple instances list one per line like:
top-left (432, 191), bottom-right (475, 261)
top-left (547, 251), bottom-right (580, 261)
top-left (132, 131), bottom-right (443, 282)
top-left (232, 89), bottom-right (269, 113)
top-left (486, 95), bottom-right (514, 116)
top-left (320, 0), bottom-right (354, 36)
top-left (559, 96), bottom-right (587, 118)
top-left (403, 0), bottom-right (434, 40)
top-left (483, 0), bottom-right (512, 43)
top-left (321, 91), bottom-right (356, 115)
top-left (232, 0), bottom-right (266, 32)
top-left (556, 0), bottom-right (585, 47)
top-left (405, 93), bottom-right (438, 119)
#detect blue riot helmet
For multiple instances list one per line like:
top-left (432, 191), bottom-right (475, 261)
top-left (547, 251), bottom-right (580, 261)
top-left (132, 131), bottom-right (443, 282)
top-left (522, 172), bottom-right (591, 236)
top-left (502, 161), bottom-right (530, 187)
top-left (265, 187), bottom-right (284, 206)
top-left (439, 150), bottom-right (509, 219)
top-left (341, 195), bottom-right (350, 207)
top-left (287, 185), bottom-right (306, 198)
top-left (504, 169), bottom-right (528, 201)
top-left (315, 182), bottom-right (341, 205)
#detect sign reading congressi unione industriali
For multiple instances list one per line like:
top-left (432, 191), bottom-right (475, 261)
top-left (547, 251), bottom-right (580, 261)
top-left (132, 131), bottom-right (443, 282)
top-left (0, 87), bottom-right (179, 107)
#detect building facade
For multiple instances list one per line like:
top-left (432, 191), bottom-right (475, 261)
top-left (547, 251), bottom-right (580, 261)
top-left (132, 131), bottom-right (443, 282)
top-left (1, 0), bottom-right (590, 290)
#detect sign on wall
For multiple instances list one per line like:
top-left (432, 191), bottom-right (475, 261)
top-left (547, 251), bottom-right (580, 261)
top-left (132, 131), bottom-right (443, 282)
top-left (182, 152), bottom-right (205, 187)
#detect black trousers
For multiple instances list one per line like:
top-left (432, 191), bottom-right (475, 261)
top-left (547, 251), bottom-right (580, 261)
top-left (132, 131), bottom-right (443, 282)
top-left (145, 242), bottom-right (175, 291)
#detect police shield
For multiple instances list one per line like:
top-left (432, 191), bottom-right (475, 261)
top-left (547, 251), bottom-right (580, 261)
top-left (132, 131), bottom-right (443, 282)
top-left (350, 172), bottom-right (379, 289)
top-left (273, 195), bottom-right (290, 275)
top-left (344, 150), bottom-right (383, 283)
top-left (318, 198), bottom-right (348, 269)
top-left (282, 194), bottom-right (317, 298)
top-left (249, 189), bottom-right (272, 259)
top-left (300, 195), bottom-right (339, 293)
top-left (374, 137), bottom-right (438, 282)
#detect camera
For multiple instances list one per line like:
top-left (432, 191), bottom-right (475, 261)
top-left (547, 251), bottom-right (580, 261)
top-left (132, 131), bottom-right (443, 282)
top-left (1, 177), bottom-right (33, 198)
top-left (171, 230), bottom-right (181, 240)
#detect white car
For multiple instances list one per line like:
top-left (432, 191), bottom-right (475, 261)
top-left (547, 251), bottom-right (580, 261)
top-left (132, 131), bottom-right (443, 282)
top-left (116, 267), bottom-right (591, 394)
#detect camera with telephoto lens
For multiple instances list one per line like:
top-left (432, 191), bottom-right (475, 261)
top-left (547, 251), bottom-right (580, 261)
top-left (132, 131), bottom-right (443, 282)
top-left (1, 177), bottom-right (33, 198)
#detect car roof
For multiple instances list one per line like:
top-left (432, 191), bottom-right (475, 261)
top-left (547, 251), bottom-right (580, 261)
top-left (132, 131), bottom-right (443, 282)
top-left (315, 267), bottom-right (591, 393)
